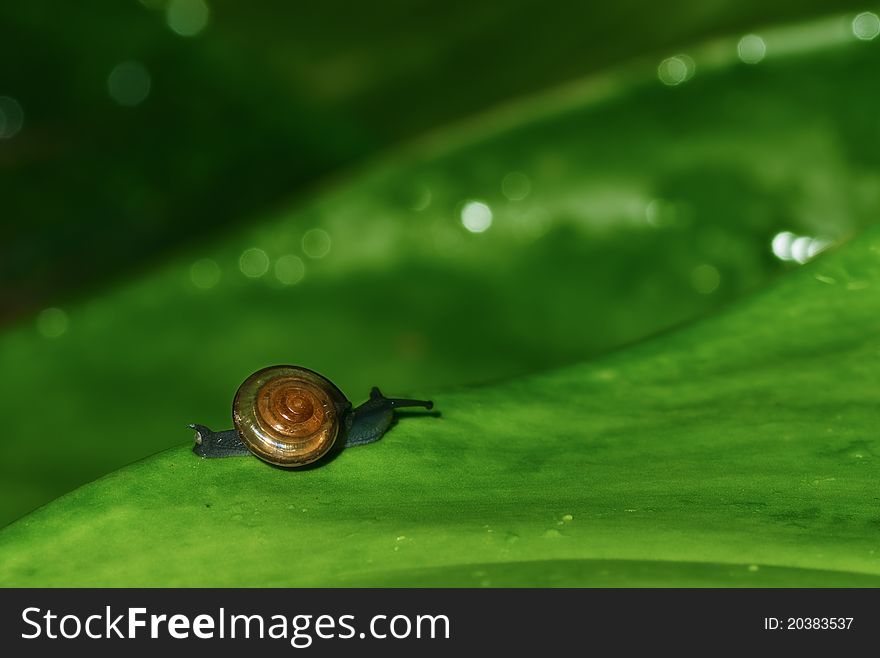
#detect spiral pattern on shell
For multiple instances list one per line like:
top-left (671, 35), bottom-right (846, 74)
top-left (232, 366), bottom-right (350, 467)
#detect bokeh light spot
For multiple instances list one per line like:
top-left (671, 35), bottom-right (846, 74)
top-left (274, 254), bottom-right (305, 285)
top-left (302, 229), bottom-right (332, 259)
top-left (461, 200), bottom-right (493, 233)
top-left (773, 232), bottom-right (831, 264)
top-left (645, 198), bottom-right (678, 227)
top-left (790, 236), bottom-right (814, 264)
top-left (107, 61), bottom-right (151, 107)
top-left (658, 55), bottom-right (694, 86)
top-left (239, 247), bottom-right (269, 277)
top-left (37, 308), bottom-right (69, 338)
top-left (166, 0), bottom-right (210, 37)
top-left (737, 34), bottom-right (767, 64)
top-left (771, 231), bottom-right (796, 261)
top-left (501, 172), bottom-right (531, 201)
top-left (807, 238), bottom-right (831, 259)
top-left (189, 258), bottom-right (221, 289)
top-left (691, 264), bottom-right (721, 295)
top-left (852, 12), bottom-right (880, 40)
top-left (0, 96), bottom-right (24, 139)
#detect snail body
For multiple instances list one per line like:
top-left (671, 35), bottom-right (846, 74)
top-left (191, 365), bottom-right (433, 468)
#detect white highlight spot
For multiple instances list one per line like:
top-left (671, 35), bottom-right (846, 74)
top-left (852, 12), bottom-right (880, 41)
top-left (772, 231), bottom-right (832, 264)
top-left (771, 231), bottom-right (796, 260)
top-left (302, 228), bottom-right (332, 259)
top-left (461, 200), bottom-right (493, 233)
top-left (166, 0), bottom-right (209, 37)
top-left (737, 34), bottom-right (767, 64)
top-left (274, 254), bottom-right (305, 285)
top-left (190, 258), bottom-right (221, 289)
top-left (807, 238), bottom-right (831, 259)
top-left (239, 247), bottom-right (269, 277)
top-left (37, 308), bottom-right (68, 338)
top-left (790, 236), bottom-right (813, 264)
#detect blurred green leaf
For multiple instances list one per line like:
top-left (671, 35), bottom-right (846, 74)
top-left (2, 222), bottom-right (879, 586)
top-left (4, 15), bottom-right (880, 528)
top-left (0, 0), bottom-right (864, 317)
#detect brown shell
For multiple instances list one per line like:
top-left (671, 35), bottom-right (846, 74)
top-left (232, 365), bottom-right (349, 467)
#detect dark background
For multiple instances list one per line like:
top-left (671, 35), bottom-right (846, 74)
top-left (1, 0), bottom-right (861, 322)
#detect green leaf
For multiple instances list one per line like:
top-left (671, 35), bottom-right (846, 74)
top-left (2, 222), bottom-right (879, 586)
top-left (5, 15), bottom-right (880, 528)
top-left (4, 15), bottom-right (880, 585)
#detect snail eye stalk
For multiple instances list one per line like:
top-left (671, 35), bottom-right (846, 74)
top-left (345, 387), bottom-right (434, 447)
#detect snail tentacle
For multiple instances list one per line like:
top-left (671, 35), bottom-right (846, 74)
top-left (345, 387), bottom-right (433, 447)
top-left (190, 424), bottom-right (250, 458)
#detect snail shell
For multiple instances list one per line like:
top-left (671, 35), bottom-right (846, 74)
top-left (232, 365), bottom-right (351, 467)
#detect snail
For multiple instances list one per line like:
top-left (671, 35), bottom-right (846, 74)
top-left (190, 365), bottom-right (434, 467)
